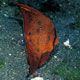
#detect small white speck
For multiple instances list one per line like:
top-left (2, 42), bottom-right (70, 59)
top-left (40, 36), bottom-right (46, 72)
top-left (21, 40), bottom-right (24, 42)
top-left (9, 53), bottom-right (12, 56)
top-left (0, 25), bottom-right (2, 28)
top-left (31, 77), bottom-right (43, 80)
top-left (20, 34), bottom-right (23, 37)
top-left (0, 48), bottom-right (1, 51)
top-left (13, 46), bottom-right (15, 49)
top-left (3, 2), bottom-right (6, 5)
top-left (20, 52), bottom-right (23, 54)
top-left (11, 37), bottom-right (14, 40)
top-left (54, 56), bottom-right (57, 59)
top-left (78, 51), bottom-right (80, 54)
top-left (4, 14), bottom-right (8, 18)
top-left (74, 66), bottom-right (77, 69)
top-left (11, 77), bottom-right (14, 79)
top-left (63, 39), bottom-right (72, 49)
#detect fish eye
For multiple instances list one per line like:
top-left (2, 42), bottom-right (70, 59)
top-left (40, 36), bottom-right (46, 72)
top-left (30, 39), bottom-right (32, 42)
top-left (29, 32), bottom-right (31, 35)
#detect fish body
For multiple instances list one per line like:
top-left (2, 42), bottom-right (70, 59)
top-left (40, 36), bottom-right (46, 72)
top-left (15, 4), bottom-right (58, 74)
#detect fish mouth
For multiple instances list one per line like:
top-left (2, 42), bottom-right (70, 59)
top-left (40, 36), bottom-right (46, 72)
top-left (20, 7), bottom-right (31, 12)
top-left (20, 6), bottom-right (38, 15)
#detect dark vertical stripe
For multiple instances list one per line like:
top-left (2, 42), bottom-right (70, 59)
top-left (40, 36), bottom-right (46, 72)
top-left (53, 28), bottom-right (57, 47)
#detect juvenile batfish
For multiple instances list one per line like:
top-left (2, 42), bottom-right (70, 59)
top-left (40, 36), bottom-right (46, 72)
top-left (14, 3), bottom-right (58, 75)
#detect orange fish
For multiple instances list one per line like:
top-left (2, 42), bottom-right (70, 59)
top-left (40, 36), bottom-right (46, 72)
top-left (14, 4), bottom-right (58, 75)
